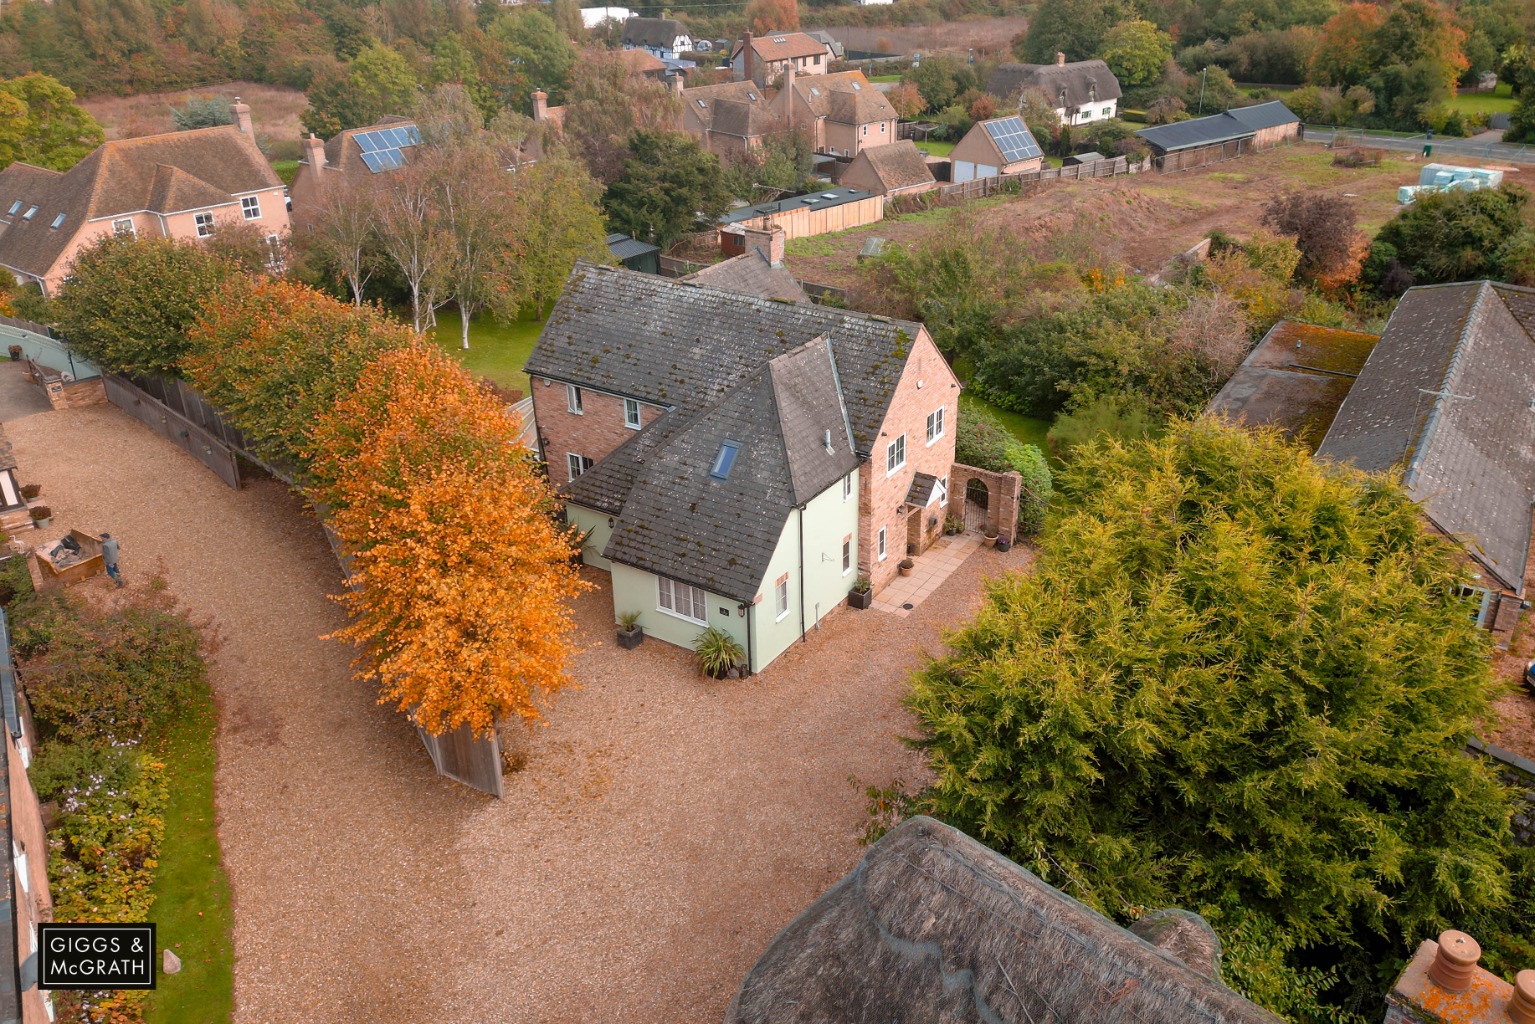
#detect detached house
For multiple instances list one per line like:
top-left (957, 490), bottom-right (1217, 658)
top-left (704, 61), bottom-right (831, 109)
top-left (732, 30), bottom-right (832, 86)
top-left (986, 54), bottom-right (1122, 125)
top-left (287, 116), bottom-right (422, 232)
top-left (524, 263), bottom-right (960, 671)
top-left (621, 16), bottom-right (692, 59)
top-left (679, 80), bottom-right (781, 157)
top-left (0, 100), bottom-right (288, 296)
top-left (773, 70), bottom-right (899, 159)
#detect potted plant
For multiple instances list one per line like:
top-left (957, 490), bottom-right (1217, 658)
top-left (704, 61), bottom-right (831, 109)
top-left (693, 626), bottom-right (746, 679)
top-left (616, 610), bottom-right (644, 649)
top-left (29, 506), bottom-right (51, 529)
top-left (944, 513), bottom-right (963, 536)
top-left (20, 483), bottom-right (40, 501)
top-left (898, 558), bottom-right (915, 577)
top-left (995, 535), bottom-right (1012, 553)
top-left (983, 529), bottom-right (999, 549)
top-left (848, 575), bottom-right (873, 609)
top-left (7, 346), bottom-right (20, 362)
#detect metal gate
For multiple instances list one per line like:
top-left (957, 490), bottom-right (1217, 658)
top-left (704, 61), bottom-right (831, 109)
top-left (103, 374), bottom-right (242, 488)
top-left (418, 723), bottom-right (504, 798)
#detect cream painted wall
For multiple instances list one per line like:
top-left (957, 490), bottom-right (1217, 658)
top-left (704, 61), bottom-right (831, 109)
top-left (566, 502), bottom-right (615, 571)
top-left (749, 475), bottom-right (859, 670)
top-left (610, 562), bottom-right (746, 655)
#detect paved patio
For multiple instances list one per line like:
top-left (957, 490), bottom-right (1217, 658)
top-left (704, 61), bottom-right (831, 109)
top-left (871, 533), bottom-right (984, 616)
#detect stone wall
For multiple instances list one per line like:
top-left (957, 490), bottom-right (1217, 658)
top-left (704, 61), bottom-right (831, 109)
top-left (43, 376), bottom-right (107, 411)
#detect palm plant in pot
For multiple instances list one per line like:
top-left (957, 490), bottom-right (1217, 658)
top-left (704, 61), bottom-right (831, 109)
top-left (693, 626), bottom-right (746, 679)
top-left (848, 575), bottom-right (874, 609)
top-left (616, 610), bottom-right (644, 649)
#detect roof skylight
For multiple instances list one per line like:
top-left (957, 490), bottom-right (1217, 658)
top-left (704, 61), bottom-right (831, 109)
top-left (6, 201), bottom-right (19, 215)
top-left (710, 441), bottom-right (741, 480)
top-left (50, 213), bottom-right (64, 229)
top-left (21, 206), bottom-right (36, 220)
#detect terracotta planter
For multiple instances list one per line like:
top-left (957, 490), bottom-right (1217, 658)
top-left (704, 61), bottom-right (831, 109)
top-left (616, 626), bottom-right (644, 649)
top-left (983, 533), bottom-right (998, 549)
top-left (898, 561), bottom-right (914, 577)
top-left (848, 588), bottom-right (873, 609)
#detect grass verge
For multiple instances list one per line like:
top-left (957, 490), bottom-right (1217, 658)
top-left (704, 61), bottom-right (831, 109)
top-left (143, 679), bottom-right (233, 1024)
top-left (429, 309), bottom-right (544, 397)
top-left (961, 393), bottom-right (1051, 450)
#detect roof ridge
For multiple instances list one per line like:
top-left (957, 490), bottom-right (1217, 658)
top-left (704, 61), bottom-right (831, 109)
top-left (1403, 281), bottom-right (1490, 489)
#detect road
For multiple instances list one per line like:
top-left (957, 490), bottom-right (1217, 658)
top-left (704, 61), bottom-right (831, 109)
top-left (1302, 125), bottom-right (1535, 165)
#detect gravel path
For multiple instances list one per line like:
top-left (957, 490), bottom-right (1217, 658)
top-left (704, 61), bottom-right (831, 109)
top-left (7, 398), bottom-right (1033, 1023)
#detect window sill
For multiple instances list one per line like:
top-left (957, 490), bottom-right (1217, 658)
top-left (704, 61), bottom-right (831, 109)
top-left (925, 434), bottom-right (943, 447)
top-left (657, 605), bottom-right (708, 627)
top-left (775, 609), bottom-right (790, 622)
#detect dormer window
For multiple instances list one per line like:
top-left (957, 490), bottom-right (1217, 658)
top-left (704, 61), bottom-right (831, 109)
top-left (710, 440), bottom-right (741, 480)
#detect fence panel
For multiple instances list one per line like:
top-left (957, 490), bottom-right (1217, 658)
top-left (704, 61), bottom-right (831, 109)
top-left (102, 374), bottom-right (242, 489)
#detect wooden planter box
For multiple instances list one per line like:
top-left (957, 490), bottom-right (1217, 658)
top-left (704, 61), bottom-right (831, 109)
top-left (34, 529), bottom-right (105, 589)
top-left (848, 588), bottom-right (873, 609)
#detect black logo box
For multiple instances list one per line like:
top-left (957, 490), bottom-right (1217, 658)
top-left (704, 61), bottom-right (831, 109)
top-left (38, 923), bottom-right (156, 990)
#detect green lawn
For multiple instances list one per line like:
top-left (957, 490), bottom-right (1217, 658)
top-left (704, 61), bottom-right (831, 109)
top-left (144, 680), bottom-right (232, 1024)
top-left (429, 309), bottom-right (544, 398)
top-left (870, 74), bottom-right (902, 83)
top-left (914, 139), bottom-right (954, 157)
top-left (1451, 83), bottom-right (1517, 115)
top-left (270, 159), bottom-right (299, 186)
top-left (961, 393), bottom-right (1051, 450)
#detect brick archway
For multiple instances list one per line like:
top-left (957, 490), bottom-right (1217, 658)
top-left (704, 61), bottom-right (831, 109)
top-left (948, 463), bottom-right (1022, 542)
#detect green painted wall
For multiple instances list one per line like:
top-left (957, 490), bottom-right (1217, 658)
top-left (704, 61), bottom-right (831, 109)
top-left (610, 562), bottom-right (745, 653)
top-left (749, 475), bottom-right (860, 671)
top-left (566, 503), bottom-right (614, 571)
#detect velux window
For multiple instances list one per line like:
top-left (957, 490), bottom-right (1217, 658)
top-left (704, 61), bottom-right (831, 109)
top-left (711, 441), bottom-right (740, 480)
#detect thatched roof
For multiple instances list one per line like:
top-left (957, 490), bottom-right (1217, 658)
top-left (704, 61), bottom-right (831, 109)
top-left (726, 816), bottom-right (1283, 1024)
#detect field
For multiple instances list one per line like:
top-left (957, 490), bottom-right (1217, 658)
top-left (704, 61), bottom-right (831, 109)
top-left (79, 81), bottom-right (309, 159)
top-left (806, 15), bottom-right (1027, 58)
top-left (785, 143), bottom-right (1427, 289)
top-left (429, 309), bottom-right (543, 398)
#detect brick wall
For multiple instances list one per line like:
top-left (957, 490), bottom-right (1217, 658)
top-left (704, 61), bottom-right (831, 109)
top-left (949, 463), bottom-right (1022, 543)
top-left (43, 377), bottom-right (107, 411)
top-left (858, 329), bottom-right (961, 595)
top-left (530, 378), bottom-right (665, 483)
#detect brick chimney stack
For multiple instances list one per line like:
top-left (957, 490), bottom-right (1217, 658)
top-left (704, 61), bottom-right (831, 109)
top-left (742, 31), bottom-right (755, 85)
top-left (302, 133), bottom-right (326, 170)
top-left (1385, 930), bottom-right (1535, 1024)
top-left (669, 71), bottom-right (684, 95)
top-left (532, 89), bottom-right (549, 122)
top-left (784, 60), bottom-right (795, 97)
top-left (231, 97), bottom-right (253, 135)
top-left (742, 224), bottom-right (785, 267)
top-left (1055, 51), bottom-right (1066, 66)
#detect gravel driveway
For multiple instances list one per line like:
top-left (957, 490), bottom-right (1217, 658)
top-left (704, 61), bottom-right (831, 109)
top-left (8, 400), bottom-right (1032, 1023)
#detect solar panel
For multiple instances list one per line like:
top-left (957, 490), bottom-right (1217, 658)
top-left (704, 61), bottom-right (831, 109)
top-left (983, 116), bottom-right (1042, 163)
top-left (354, 124), bottom-right (421, 173)
top-left (403, 125), bottom-right (421, 145)
top-left (360, 151), bottom-right (385, 173)
top-left (356, 131), bottom-right (382, 153)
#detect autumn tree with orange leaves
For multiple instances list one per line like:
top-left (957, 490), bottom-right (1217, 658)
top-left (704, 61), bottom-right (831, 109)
top-left (307, 343), bottom-right (586, 736)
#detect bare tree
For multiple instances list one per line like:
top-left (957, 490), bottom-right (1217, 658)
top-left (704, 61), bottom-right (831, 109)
top-left (303, 181), bottom-right (379, 305)
top-left (375, 156), bottom-right (452, 332)
top-left (430, 142), bottom-right (523, 349)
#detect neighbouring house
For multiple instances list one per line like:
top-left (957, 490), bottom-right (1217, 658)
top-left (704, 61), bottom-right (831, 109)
top-left (986, 54), bottom-right (1122, 125)
top-left (732, 30), bottom-right (832, 86)
top-left (607, 232), bottom-right (661, 274)
top-left (679, 80), bottom-right (782, 158)
top-left (0, 607), bottom-right (56, 1024)
top-left (773, 69), bottom-right (899, 160)
top-left (1316, 281), bottom-right (1535, 644)
top-left (287, 117), bottom-right (422, 232)
top-left (524, 262), bottom-right (959, 670)
top-left (1136, 101), bottom-right (1300, 172)
top-left (805, 29), bottom-right (845, 60)
top-left (840, 140), bottom-right (937, 196)
top-left (580, 5), bottom-right (633, 29)
top-left (0, 100), bottom-right (289, 296)
top-left (531, 89), bottom-right (567, 132)
top-left (727, 816), bottom-right (1283, 1024)
top-left (621, 15), bottom-right (692, 59)
top-left (719, 187), bottom-right (883, 249)
top-left (683, 225), bottom-right (809, 302)
top-left (950, 115), bottom-right (1044, 182)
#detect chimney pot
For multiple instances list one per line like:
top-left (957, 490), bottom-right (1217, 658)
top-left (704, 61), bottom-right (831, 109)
top-left (1055, 51), bottom-right (1066, 66)
top-left (1427, 930), bottom-right (1481, 993)
top-left (1511, 970), bottom-right (1535, 1024)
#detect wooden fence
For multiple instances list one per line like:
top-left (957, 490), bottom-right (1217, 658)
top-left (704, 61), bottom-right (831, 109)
top-left (932, 155), bottom-right (1139, 202)
top-left (1152, 134), bottom-right (1298, 173)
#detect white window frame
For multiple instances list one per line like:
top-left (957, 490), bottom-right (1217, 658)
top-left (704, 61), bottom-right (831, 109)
top-left (265, 234), bottom-right (284, 272)
top-left (12, 842), bottom-right (26, 895)
top-left (877, 526), bottom-right (887, 561)
top-left (113, 217), bottom-right (136, 236)
top-left (775, 577), bottom-right (790, 621)
top-left (842, 472), bottom-right (853, 501)
top-left (935, 478), bottom-right (949, 507)
top-left (195, 211), bottom-right (215, 238)
top-left (886, 434), bottom-right (906, 476)
top-left (566, 453), bottom-right (592, 481)
top-left (241, 195), bottom-right (261, 220)
top-left (566, 384), bottom-right (584, 415)
top-left (926, 406), bottom-right (944, 445)
top-left (623, 398), bottom-right (642, 429)
top-left (657, 576), bottom-right (708, 625)
top-left (1456, 584), bottom-right (1494, 627)
top-left (842, 537), bottom-right (852, 575)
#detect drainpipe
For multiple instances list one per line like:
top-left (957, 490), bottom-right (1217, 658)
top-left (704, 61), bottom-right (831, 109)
top-left (738, 600), bottom-right (755, 672)
top-left (797, 504), bottom-right (807, 643)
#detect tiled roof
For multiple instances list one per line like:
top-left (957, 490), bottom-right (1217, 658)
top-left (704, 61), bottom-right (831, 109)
top-left (682, 81), bottom-right (773, 134)
top-left (905, 471), bottom-right (939, 506)
top-left (793, 72), bottom-right (896, 123)
top-left (852, 141), bottom-right (936, 193)
top-left (0, 125), bottom-right (278, 279)
top-left (712, 97), bottom-right (777, 138)
top-left (1317, 281), bottom-right (1535, 593)
top-left (593, 338), bottom-right (859, 601)
top-left (986, 59), bottom-right (1123, 107)
top-left (527, 262), bottom-right (923, 456)
top-left (736, 31), bottom-right (827, 62)
top-left (683, 250), bottom-right (809, 303)
top-left (622, 16), bottom-right (686, 48)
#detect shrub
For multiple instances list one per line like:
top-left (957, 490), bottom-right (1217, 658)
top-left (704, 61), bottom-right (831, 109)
top-left (693, 626), bottom-right (745, 678)
top-left (0, 553), bottom-right (33, 607)
top-left (1046, 393), bottom-right (1156, 459)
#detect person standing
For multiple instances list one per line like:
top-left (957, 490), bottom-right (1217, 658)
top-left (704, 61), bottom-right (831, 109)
top-left (100, 532), bottom-right (122, 588)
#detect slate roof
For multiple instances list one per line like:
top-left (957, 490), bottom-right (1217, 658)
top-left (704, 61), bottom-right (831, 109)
top-left (1317, 282), bottom-right (1535, 594)
top-left (682, 81), bottom-right (774, 134)
top-left (0, 124), bottom-right (279, 279)
top-left (906, 471), bottom-right (939, 506)
top-left (683, 250), bottom-right (810, 303)
top-left (527, 262), bottom-right (921, 455)
top-left (727, 816), bottom-right (1283, 1024)
top-left (585, 338), bottom-right (859, 601)
top-left (622, 16), bottom-right (687, 48)
top-left (806, 29), bottom-right (844, 59)
top-left (985, 59), bottom-right (1123, 108)
top-left (792, 72), bottom-right (896, 124)
top-left (848, 141), bottom-right (936, 194)
top-left (1136, 102), bottom-right (1298, 154)
top-left (606, 232), bottom-right (660, 262)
